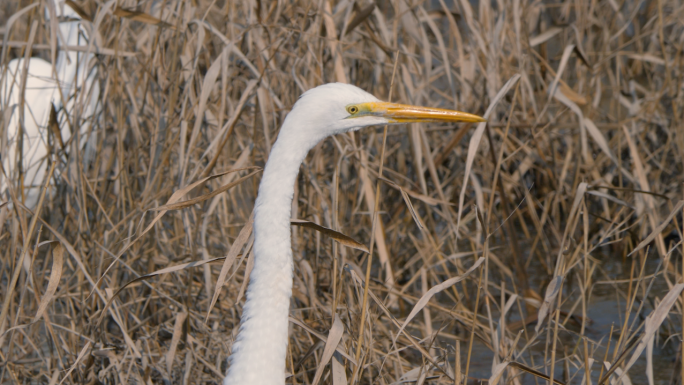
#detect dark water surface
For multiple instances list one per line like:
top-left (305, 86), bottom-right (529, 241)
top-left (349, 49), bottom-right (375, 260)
top-left (459, 248), bottom-right (678, 384)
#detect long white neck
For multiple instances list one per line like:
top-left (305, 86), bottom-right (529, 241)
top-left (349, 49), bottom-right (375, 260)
top-left (55, 17), bottom-right (89, 101)
top-left (224, 126), bottom-right (313, 385)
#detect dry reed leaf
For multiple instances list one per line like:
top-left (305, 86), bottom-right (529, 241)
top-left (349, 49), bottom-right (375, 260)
top-left (331, 354), bottom-right (347, 385)
top-left (580, 118), bottom-right (635, 181)
top-left (0, 2), bottom-right (38, 64)
top-left (311, 315), bottom-right (345, 385)
top-left (166, 311), bottom-right (188, 374)
top-left (288, 316), bottom-right (356, 365)
top-left (394, 257), bottom-right (483, 339)
top-left (39, 220), bottom-right (103, 302)
top-left (0, 41), bottom-right (137, 56)
top-left (0, 163), bottom-right (53, 333)
top-left (598, 337), bottom-right (642, 385)
top-left (323, 0), bottom-right (347, 83)
top-left (646, 335), bottom-right (654, 385)
top-left (95, 256), bottom-right (227, 327)
top-left (113, 6), bottom-right (173, 29)
top-left (379, 177), bottom-right (444, 206)
top-left (143, 167), bottom-right (242, 233)
top-left (32, 242), bottom-right (63, 322)
top-left (586, 190), bottom-right (633, 209)
top-left (628, 200), bottom-right (684, 257)
top-left (152, 170), bottom-right (260, 211)
top-left (568, 182), bottom-right (588, 222)
top-left (488, 361), bottom-right (509, 385)
top-left (582, 117), bottom-right (617, 162)
top-left (535, 276), bottom-right (562, 333)
top-left (358, 151), bottom-right (395, 298)
top-left (548, 45), bottom-right (575, 103)
top-left (399, 188), bottom-right (425, 230)
top-left (419, 6), bottom-right (454, 99)
top-left (625, 53), bottom-right (666, 65)
top-left (200, 80), bottom-right (257, 159)
top-left (507, 362), bottom-right (566, 385)
top-left (200, 146), bottom-right (252, 297)
top-left (234, 247), bottom-right (254, 305)
top-left (64, 0), bottom-right (91, 21)
top-left (456, 74), bottom-right (520, 233)
top-left (344, 3), bottom-right (375, 36)
top-left (528, 27), bottom-right (562, 47)
top-left (604, 281), bottom-right (684, 385)
top-left (346, 266), bottom-right (451, 379)
top-left (291, 219), bottom-right (369, 253)
top-left (622, 125), bottom-right (666, 256)
top-left (603, 361), bottom-right (632, 385)
top-left (57, 341), bottom-right (91, 385)
top-left (95, 167), bottom-right (258, 289)
top-left (181, 46), bottom-right (226, 176)
top-left (206, 214), bottom-right (253, 319)
top-left (559, 82), bottom-right (587, 105)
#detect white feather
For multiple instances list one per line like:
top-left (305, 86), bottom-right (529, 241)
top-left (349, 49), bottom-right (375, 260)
top-left (1, 0), bottom-right (99, 207)
top-left (224, 83), bottom-right (385, 385)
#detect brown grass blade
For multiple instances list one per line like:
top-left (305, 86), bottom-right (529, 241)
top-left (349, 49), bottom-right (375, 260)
top-left (95, 256), bottom-right (228, 328)
top-left (166, 311), bottom-right (188, 374)
top-left (508, 362), bottom-right (566, 385)
top-left (535, 276), bottom-right (563, 333)
top-left (311, 315), bottom-right (345, 385)
top-left (292, 219), bottom-right (369, 253)
top-left (207, 213), bottom-right (254, 321)
top-left (113, 6), bottom-right (174, 29)
top-left (395, 257), bottom-right (483, 339)
top-left (64, 0), bottom-right (92, 21)
top-left (0, 163), bottom-right (53, 335)
top-left (628, 200), bottom-right (684, 257)
top-left (288, 316), bottom-right (357, 365)
top-left (488, 361), bottom-right (509, 385)
top-left (456, 75), bottom-right (520, 233)
top-left (0, 2), bottom-right (38, 65)
top-left (32, 243), bottom-right (63, 322)
top-left (93, 166), bottom-right (258, 291)
top-left (344, 3), bottom-right (375, 36)
top-left (151, 170), bottom-right (260, 211)
top-left (613, 284), bottom-right (684, 384)
top-left (379, 177), bottom-right (446, 206)
top-left (399, 188), bottom-right (425, 230)
top-left (332, 353), bottom-right (347, 385)
top-left (57, 341), bottom-right (91, 385)
top-left (529, 27), bottom-right (562, 47)
top-left (547, 45), bottom-right (576, 103)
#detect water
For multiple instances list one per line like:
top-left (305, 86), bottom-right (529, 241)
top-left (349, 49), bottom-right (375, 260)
top-left (457, 248), bottom-right (678, 384)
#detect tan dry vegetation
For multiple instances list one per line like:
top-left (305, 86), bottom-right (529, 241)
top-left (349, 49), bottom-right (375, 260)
top-left (1, 0), bottom-right (684, 384)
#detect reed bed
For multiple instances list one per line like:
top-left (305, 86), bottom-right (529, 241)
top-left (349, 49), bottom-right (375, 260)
top-left (1, 0), bottom-right (684, 383)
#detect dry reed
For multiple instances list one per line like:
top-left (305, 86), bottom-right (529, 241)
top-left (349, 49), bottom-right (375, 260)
top-left (1, 0), bottom-right (684, 384)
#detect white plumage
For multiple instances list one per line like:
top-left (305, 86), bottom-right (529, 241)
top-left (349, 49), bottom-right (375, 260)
top-left (1, 0), bottom-right (99, 207)
top-left (223, 83), bottom-right (484, 385)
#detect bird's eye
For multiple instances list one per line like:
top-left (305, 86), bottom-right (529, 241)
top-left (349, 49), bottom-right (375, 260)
top-left (347, 105), bottom-right (359, 115)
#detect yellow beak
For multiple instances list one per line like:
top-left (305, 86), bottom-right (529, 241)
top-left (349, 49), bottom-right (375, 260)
top-left (358, 101), bottom-right (486, 124)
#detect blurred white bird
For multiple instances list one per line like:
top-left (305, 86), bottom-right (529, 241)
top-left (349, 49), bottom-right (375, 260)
top-left (1, 0), bottom-right (99, 208)
top-left (223, 82), bottom-right (485, 385)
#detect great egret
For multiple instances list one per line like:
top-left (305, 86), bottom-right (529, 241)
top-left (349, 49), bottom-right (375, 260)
top-left (223, 82), bottom-right (484, 385)
top-left (1, 0), bottom-right (98, 208)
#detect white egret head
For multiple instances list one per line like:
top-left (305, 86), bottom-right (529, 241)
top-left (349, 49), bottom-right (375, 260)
top-left (278, 83), bottom-right (485, 149)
